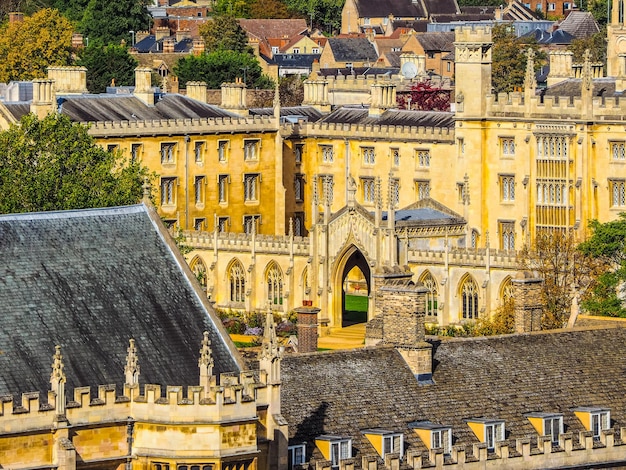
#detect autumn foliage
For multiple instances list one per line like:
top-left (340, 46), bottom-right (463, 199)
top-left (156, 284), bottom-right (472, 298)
top-left (397, 81), bottom-right (451, 112)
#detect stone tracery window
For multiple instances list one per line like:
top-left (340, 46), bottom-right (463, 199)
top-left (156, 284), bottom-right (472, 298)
top-left (460, 275), bottom-right (479, 320)
top-left (266, 262), bottom-right (284, 306)
top-left (420, 271), bottom-right (438, 317)
top-left (229, 260), bottom-right (246, 303)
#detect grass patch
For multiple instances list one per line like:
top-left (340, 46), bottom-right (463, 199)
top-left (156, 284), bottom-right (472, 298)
top-left (345, 294), bottom-right (368, 312)
top-left (233, 341), bottom-right (257, 348)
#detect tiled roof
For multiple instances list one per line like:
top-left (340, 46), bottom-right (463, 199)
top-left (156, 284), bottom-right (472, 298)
top-left (422, 0), bottom-right (460, 16)
top-left (414, 32), bottom-right (455, 52)
top-left (543, 77), bottom-right (622, 98)
top-left (57, 93), bottom-right (237, 123)
top-left (239, 19), bottom-right (308, 41)
top-left (282, 327), bottom-right (626, 461)
top-left (0, 204), bottom-right (242, 397)
top-left (354, 0), bottom-right (426, 18)
top-left (327, 38), bottom-right (378, 62)
top-left (559, 11), bottom-right (600, 39)
top-left (320, 107), bottom-right (454, 128)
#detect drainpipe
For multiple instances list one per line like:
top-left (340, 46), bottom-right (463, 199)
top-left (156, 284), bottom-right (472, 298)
top-left (345, 138), bottom-right (350, 205)
top-left (184, 134), bottom-right (190, 230)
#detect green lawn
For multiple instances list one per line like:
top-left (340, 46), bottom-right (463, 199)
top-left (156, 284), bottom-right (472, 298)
top-left (345, 294), bottom-right (368, 312)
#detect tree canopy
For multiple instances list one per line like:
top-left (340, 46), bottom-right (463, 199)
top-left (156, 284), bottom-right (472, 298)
top-left (78, 0), bottom-right (151, 46)
top-left (174, 51), bottom-right (274, 89)
top-left (0, 9), bottom-right (74, 82)
top-left (283, 0), bottom-right (343, 33)
top-left (199, 15), bottom-right (250, 53)
top-left (77, 43), bottom-right (139, 93)
top-left (568, 29), bottom-right (607, 64)
top-left (397, 81), bottom-right (451, 111)
top-left (0, 113), bottom-right (150, 214)
top-left (578, 214), bottom-right (626, 317)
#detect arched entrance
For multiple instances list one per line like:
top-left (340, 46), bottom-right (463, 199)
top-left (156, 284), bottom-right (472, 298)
top-left (333, 245), bottom-right (371, 327)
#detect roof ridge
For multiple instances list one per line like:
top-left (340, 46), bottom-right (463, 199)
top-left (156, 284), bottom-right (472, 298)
top-left (0, 203), bottom-right (146, 221)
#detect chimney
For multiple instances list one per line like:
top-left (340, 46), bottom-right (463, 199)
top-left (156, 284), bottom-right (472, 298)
top-left (134, 67), bottom-right (155, 106)
top-left (369, 81), bottom-right (396, 118)
top-left (47, 66), bottom-right (88, 94)
top-left (136, 30), bottom-right (150, 43)
top-left (512, 270), bottom-right (544, 333)
top-left (220, 79), bottom-right (248, 116)
top-left (163, 37), bottom-right (175, 53)
top-left (302, 65), bottom-right (331, 113)
top-left (372, 268), bottom-right (433, 383)
top-left (71, 33), bottom-right (84, 49)
top-left (547, 50), bottom-right (573, 87)
top-left (192, 37), bottom-right (205, 55)
top-left (295, 304), bottom-right (319, 353)
top-left (30, 79), bottom-right (56, 119)
top-left (8, 12), bottom-right (23, 23)
top-left (155, 26), bottom-right (170, 41)
top-left (176, 28), bottom-right (191, 42)
top-left (186, 81), bottom-right (207, 102)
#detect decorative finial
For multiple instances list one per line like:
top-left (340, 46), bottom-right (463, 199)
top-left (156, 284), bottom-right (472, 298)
top-left (582, 48), bottom-right (592, 91)
top-left (50, 345), bottom-right (66, 388)
top-left (142, 177), bottom-right (151, 202)
top-left (524, 48), bottom-right (536, 91)
top-left (124, 339), bottom-right (140, 385)
top-left (289, 217), bottom-right (294, 237)
top-left (199, 331), bottom-right (214, 374)
top-left (260, 307), bottom-right (282, 361)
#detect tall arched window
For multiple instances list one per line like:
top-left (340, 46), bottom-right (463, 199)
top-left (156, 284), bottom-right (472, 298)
top-left (229, 260), bottom-right (246, 303)
top-left (266, 262), bottom-right (284, 306)
top-left (190, 256), bottom-right (207, 289)
top-left (460, 275), bottom-right (479, 320)
top-left (420, 271), bottom-right (439, 317)
top-left (500, 277), bottom-right (514, 307)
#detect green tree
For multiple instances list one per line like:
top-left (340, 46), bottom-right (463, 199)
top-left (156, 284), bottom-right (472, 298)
top-left (279, 75), bottom-right (304, 106)
top-left (199, 15), bottom-right (250, 53)
top-left (568, 29), bottom-right (607, 64)
top-left (282, 0), bottom-right (343, 33)
top-left (491, 23), bottom-right (544, 94)
top-left (78, 0), bottom-right (151, 46)
top-left (249, 0), bottom-right (291, 18)
top-left (0, 9), bottom-right (74, 82)
top-left (174, 51), bottom-right (274, 89)
top-left (77, 42), bottom-right (139, 93)
top-left (0, 113), bottom-right (150, 213)
top-left (211, 0), bottom-right (251, 17)
top-left (578, 214), bottom-right (626, 317)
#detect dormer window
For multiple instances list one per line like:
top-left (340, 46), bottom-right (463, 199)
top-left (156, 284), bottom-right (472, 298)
top-left (410, 421), bottom-right (452, 454)
top-left (526, 413), bottom-right (563, 443)
top-left (573, 407), bottom-right (610, 438)
top-left (315, 436), bottom-right (351, 469)
top-left (288, 444), bottom-right (306, 469)
top-left (466, 418), bottom-right (505, 450)
top-left (362, 429), bottom-right (404, 459)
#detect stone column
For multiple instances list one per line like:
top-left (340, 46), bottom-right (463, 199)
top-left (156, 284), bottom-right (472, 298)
top-left (295, 305), bottom-right (320, 353)
top-left (512, 271), bottom-right (544, 333)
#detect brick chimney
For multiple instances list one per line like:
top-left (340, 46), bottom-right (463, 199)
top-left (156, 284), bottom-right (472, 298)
top-left (295, 304), bottom-right (319, 353)
top-left (8, 12), bottom-right (23, 23)
top-left (512, 271), bottom-right (544, 333)
top-left (176, 29), bottom-right (191, 42)
top-left (71, 33), bottom-right (84, 49)
top-left (192, 37), bottom-right (205, 56)
top-left (163, 37), bottom-right (175, 53)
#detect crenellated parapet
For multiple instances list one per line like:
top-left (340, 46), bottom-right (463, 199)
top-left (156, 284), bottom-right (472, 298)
top-left (86, 115), bottom-right (278, 138)
top-left (454, 25), bottom-right (492, 45)
top-left (301, 121), bottom-right (454, 143)
top-left (184, 230), bottom-right (310, 256)
top-left (409, 247), bottom-right (519, 269)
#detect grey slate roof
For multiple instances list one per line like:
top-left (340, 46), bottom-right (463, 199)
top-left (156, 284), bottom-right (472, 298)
top-left (0, 204), bottom-right (242, 397)
top-left (327, 38), bottom-right (379, 63)
top-left (282, 327), bottom-right (626, 463)
top-left (543, 77), bottom-right (623, 98)
top-left (522, 28), bottom-right (575, 44)
top-left (355, 0), bottom-right (426, 19)
top-left (320, 107), bottom-right (454, 128)
top-left (559, 11), bottom-right (600, 39)
top-left (57, 93), bottom-right (237, 123)
top-left (249, 106), bottom-right (324, 122)
top-left (414, 32), bottom-right (455, 52)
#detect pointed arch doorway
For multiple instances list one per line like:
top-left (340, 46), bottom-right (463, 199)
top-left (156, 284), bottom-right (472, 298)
top-left (333, 245), bottom-right (372, 328)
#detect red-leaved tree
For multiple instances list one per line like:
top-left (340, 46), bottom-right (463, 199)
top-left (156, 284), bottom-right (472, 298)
top-left (397, 81), bottom-right (451, 111)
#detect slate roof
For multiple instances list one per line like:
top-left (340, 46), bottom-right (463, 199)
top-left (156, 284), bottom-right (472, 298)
top-left (272, 53), bottom-right (322, 69)
top-left (522, 28), bottom-right (575, 45)
top-left (248, 106), bottom-right (324, 122)
top-left (543, 77), bottom-right (623, 98)
top-left (132, 35), bottom-right (193, 53)
top-left (56, 93), bottom-right (237, 123)
top-left (0, 204), bottom-right (242, 397)
top-left (355, 0), bottom-right (426, 18)
top-left (282, 327), bottom-right (626, 462)
top-left (559, 11), bottom-right (600, 39)
top-left (326, 38), bottom-right (379, 62)
top-left (422, 0), bottom-right (460, 16)
top-left (414, 32), bottom-right (455, 52)
top-left (320, 107), bottom-right (454, 128)
top-left (384, 197), bottom-right (465, 228)
top-left (318, 67), bottom-right (398, 78)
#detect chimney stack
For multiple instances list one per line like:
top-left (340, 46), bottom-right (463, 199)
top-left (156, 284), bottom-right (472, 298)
top-left (295, 304), bottom-right (320, 353)
top-left (512, 271), bottom-right (544, 333)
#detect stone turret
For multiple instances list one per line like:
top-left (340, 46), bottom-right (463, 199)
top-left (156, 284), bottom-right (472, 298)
top-left (134, 67), bottom-right (155, 106)
top-left (454, 26), bottom-right (492, 117)
top-left (221, 79), bottom-right (248, 116)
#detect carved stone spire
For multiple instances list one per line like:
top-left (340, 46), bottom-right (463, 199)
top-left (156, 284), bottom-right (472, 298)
top-left (582, 48), bottom-right (593, 91)
top-left (199, 331), bottom-right (214, 391)
top-left (50, 345), bottom-right (66, 415)
top-left (124, 339), bottom-right (140, 385)
top-left (260, 308), bottom-right (281, 362)
top-left (524, 48), bottom-right (536, 92)
top-left (375, 176), bottom-right (383, 209)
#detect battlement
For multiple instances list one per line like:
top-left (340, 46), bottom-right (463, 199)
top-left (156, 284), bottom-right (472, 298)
top-left (0, 369), bottom-right (268, 434)
top-left (184, 230), bottom-right (310, 256)
top-left (454, 25), bottom-right (492, 44)
top-left (304, 121), bottom-right (454, 143)
top-left (486, 92), bottom-right (626, 120)
top-left (86, 115), bottom-right (278, 138)
top-left (409, 247), bottom-right (518, 269)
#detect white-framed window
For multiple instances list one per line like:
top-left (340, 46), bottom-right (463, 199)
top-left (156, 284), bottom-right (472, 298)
top-left (391, 148), bottom-right (400, 167)
top-left (244, 174), bottom-right (259, 202)
top-left (195, 141), bottom-right (205, 163)
top-left (612, 142), bottom-right (626, 160)
top-left (500, 175), bottom-right (515, 201)
top-left (362, 147), bottom-right (375, 165)
top-left (288, 444), bottom-right (306, 470)
top-left (362, 178), bottom-right (375, 203)
top-left (591, 411), bottom-right (610, 438)
top-left (416, 180), bottom-right (430, 200)
top-left (548, 2), bottom-right (556, 10)
top-left (161, 142), bottom-right (176, 164)
top-left (244, 140), bottom-right (260, 161)
top-left (218, 216), bottom-right (229, 232)
top-left (345, 62), bottom-right (353, 69)
top-left (292, 47), bottom-right (300, 53)
top-left (218, 174), bottom-right (229, 203)
top-left (195, 175), bottom-right (205, 204)
top-left (446, 62), bottom-right (451, 72)
top-left (431, 429), bottom-right (452, 454)
top-left (485, 422), bottom-right (505, 450)
top-left (312, 47), bottom-right (320, 54)
top-left (544, 416), bottom-right (563, 443)
top-left (131, 143), bottom-right (142, 163)
top-left (363, 17), bottom-right (370, 24)
top-left (320, 145), bottom-right (334, 163)
top-left (244, 215), bottom-right (261, 234)
top-left (501, 138), bottom-right (515, 157)
top-left (272, 46), bottom-right (279, 54)
top-left (417, 149), bottom-right (430, 167)
top-left (160, 177), bottom-right (176, 205)
top-left (218, 140), bottom-right (229, 162)
top-left (330, 439), bottom-right (351, 468)
top-left (383, 434), bottom-right (403, 458)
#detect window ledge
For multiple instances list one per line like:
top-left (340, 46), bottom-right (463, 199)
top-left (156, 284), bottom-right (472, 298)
top-left (244, 201), bottom-right (260, 206)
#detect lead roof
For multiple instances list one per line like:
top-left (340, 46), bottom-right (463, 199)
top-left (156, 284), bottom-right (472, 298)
top-left (0, 204), bottom-right (241, 397)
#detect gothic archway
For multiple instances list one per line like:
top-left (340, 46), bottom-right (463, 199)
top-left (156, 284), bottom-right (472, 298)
top-left (332, 244), bottom-right (372, 328)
